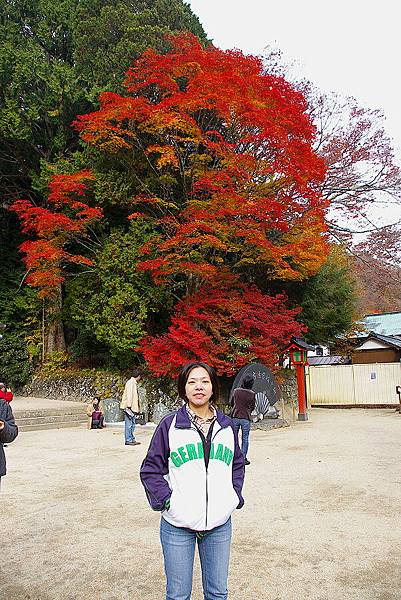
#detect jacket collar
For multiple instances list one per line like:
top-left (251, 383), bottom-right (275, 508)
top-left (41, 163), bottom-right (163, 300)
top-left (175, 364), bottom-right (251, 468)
top-left (175, 404), bottom-right (231, 429)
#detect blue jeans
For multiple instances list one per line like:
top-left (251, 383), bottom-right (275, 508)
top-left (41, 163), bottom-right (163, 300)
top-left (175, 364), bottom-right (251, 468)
top-left (160, 517), bottom-right (232, 600)
top-left (232, 418), bottom-right (251, 458)
top-left (124, 413), bottom-right (136, 443)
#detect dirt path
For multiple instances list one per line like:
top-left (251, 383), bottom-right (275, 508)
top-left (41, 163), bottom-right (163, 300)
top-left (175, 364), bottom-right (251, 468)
top-left (1, 408), bottom-right (400, 600)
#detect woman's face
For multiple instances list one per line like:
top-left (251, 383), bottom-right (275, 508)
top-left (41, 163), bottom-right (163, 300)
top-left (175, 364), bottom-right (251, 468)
top-left (185, 366), bottom-right (213, 409)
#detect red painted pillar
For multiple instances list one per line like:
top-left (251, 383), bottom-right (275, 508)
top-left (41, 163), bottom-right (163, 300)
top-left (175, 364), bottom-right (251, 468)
top-left (296, 364), bottom-right (308, 421)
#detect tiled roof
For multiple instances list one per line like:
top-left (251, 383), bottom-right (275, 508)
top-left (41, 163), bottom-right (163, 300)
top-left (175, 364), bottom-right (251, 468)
top-left (291, 337), bottom-right (316, 351)
top-left (371, 333), bottom-right (401, 350)
top-left (355, 333), bottom-right (401, 351)
top-left (308, 355), bottom-right (348, 366)
top-left (363, 312), bottom-right (401, 336)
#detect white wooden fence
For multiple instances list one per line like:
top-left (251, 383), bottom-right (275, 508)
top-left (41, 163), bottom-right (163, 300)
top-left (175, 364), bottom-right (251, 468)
top-left (306, 363), bottom-right (401, 406)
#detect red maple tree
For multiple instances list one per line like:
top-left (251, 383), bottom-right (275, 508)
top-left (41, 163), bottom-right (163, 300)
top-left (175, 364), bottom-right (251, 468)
top-left (75, 33), bottom-right (328, 286)
top-left (139, 275), bottom-right (305, 376)
top-left (13, 34), bottom-right (329, 373)
top-left (12, 170), bottom-right (102, 297)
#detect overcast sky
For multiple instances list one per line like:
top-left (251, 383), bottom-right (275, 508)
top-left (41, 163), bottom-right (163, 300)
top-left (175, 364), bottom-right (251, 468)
top-left (188, 0), bottom-right (401, 158)
top-left (187, 0), bottom-right (401, 228)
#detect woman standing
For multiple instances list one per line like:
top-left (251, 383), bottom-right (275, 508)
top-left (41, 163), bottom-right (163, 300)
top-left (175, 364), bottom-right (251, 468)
top-left (140, 362), bottom-right (245, 600)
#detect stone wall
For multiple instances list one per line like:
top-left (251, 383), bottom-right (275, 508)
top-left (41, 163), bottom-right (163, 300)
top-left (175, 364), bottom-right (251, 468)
top-left (21, 370), bottom-right (178, 422)
top-left (22, 371), bottom-right (126, 404)
top-left (21, 367), bottom-right (299, 424)
top-left (277, 369), bottom-right (298, 423)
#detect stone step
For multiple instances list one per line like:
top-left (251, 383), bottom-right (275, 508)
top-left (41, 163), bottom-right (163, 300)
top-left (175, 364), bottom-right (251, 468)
top-left (14, 406), bottom-right (87, 431)
top-left (9, 398), bottom-right (89, 432)
top-left (16, 413), bottom-right (87, 426)
top-left (18, 421), bottom-right (87, 432)
top-left (13, 407), bottom-right (87, 419)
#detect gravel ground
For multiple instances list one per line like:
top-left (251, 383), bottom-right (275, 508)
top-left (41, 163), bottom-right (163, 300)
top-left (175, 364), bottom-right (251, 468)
top-left (1, 408), bottom-right (400, 600)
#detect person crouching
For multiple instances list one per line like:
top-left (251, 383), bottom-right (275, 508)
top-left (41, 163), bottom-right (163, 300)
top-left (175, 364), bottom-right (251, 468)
top-left (87, 398), bottom-right (105, 429)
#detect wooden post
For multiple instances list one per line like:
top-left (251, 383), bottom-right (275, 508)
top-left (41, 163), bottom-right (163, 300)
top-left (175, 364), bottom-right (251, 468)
top-left (296, 364), bottom-right (308, 421)
top-left (42, 299), bottom-right (45, 363)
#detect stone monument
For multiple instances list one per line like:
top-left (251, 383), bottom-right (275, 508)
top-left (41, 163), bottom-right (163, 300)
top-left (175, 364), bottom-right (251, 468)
top-left (230, 362), bottom-right (281, 420)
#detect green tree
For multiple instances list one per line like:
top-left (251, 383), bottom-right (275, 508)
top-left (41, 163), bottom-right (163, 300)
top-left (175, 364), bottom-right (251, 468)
top-left (296, 246), bottom-right (358, 344)
top-left (0, 209), bottom-right (41, 385)
top-left (64, 222), bottom-right (172, 367)
top-left (0, 0), bottom-right (207, 199)
top-left (0, 0), bottom-right (206, 362)
top-left (73, 0), bottom-right (207, 92)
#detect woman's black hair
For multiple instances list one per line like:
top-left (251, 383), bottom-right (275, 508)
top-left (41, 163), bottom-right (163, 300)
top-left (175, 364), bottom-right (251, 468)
top-left (177, 362), bottom-right (220, 404)
top-left (242, 376), bottom-right (254, 390)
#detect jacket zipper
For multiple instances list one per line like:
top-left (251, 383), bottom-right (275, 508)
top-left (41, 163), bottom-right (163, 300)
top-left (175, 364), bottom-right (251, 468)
top-left (189, 422), bottom-right (224, 530)
top-left (204, 424), bottom-right (222, 529)
top-left (205, 469), bottom-right (208, 530)
top-left (187, 425), bottom-right (209, 528)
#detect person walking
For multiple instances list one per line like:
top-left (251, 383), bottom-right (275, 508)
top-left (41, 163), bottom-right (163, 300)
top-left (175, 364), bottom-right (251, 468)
top-left (231, 376), bottom-right (256, 466)
top-left (0, 396), bottom-right (18, 490)
top-left (120, 368), bottom-right (142, 446)
top-left (140, 361), bottom-right (245, 600)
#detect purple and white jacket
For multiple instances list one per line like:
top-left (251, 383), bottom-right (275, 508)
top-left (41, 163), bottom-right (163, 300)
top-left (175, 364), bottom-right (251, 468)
top-left (140, 405), bottom-right (245, 531)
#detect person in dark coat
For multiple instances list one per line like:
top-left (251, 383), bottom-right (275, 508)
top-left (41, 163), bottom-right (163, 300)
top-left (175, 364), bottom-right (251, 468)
top-left (230, 376), bottom-right (256, 466)
top-left (0, 397), bottom-right (18, 489)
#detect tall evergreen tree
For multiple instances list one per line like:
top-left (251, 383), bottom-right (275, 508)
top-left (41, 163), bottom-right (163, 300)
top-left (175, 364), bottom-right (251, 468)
top-left (0, 0), bottom-right (207, 371)
top-left (0, 0), bottom-right (207, 200)
top-left (296, 246), bottom-right (358, 344)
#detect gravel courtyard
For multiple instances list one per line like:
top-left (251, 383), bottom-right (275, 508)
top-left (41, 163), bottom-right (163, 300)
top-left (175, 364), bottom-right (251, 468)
top-left (1, 408), bottom-right (400, 600)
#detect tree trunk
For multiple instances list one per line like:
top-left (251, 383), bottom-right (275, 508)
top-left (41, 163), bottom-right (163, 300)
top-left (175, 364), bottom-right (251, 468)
top-left (44, 285), bottom-right (66, 357)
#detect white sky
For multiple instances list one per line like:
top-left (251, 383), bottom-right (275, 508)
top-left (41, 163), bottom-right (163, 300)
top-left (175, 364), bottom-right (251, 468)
top-left (187, 0), bottom-right (401, 227)
top-left (188, 0), bottom-right (401, 156)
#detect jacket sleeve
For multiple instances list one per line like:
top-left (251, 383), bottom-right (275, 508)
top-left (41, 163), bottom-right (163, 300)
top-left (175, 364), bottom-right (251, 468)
top-left (140, 415), bottom-right (173, 511)
top-left (0, 404), bottom-right (18, 444)
top-left (120, 381), bottom-right (128, 409)
top-left (231, 423), bottom-right (245, 509)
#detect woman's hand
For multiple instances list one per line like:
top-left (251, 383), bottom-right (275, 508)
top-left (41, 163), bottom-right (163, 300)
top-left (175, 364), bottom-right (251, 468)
top-left (0, 420), bottom-right (4, 430)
